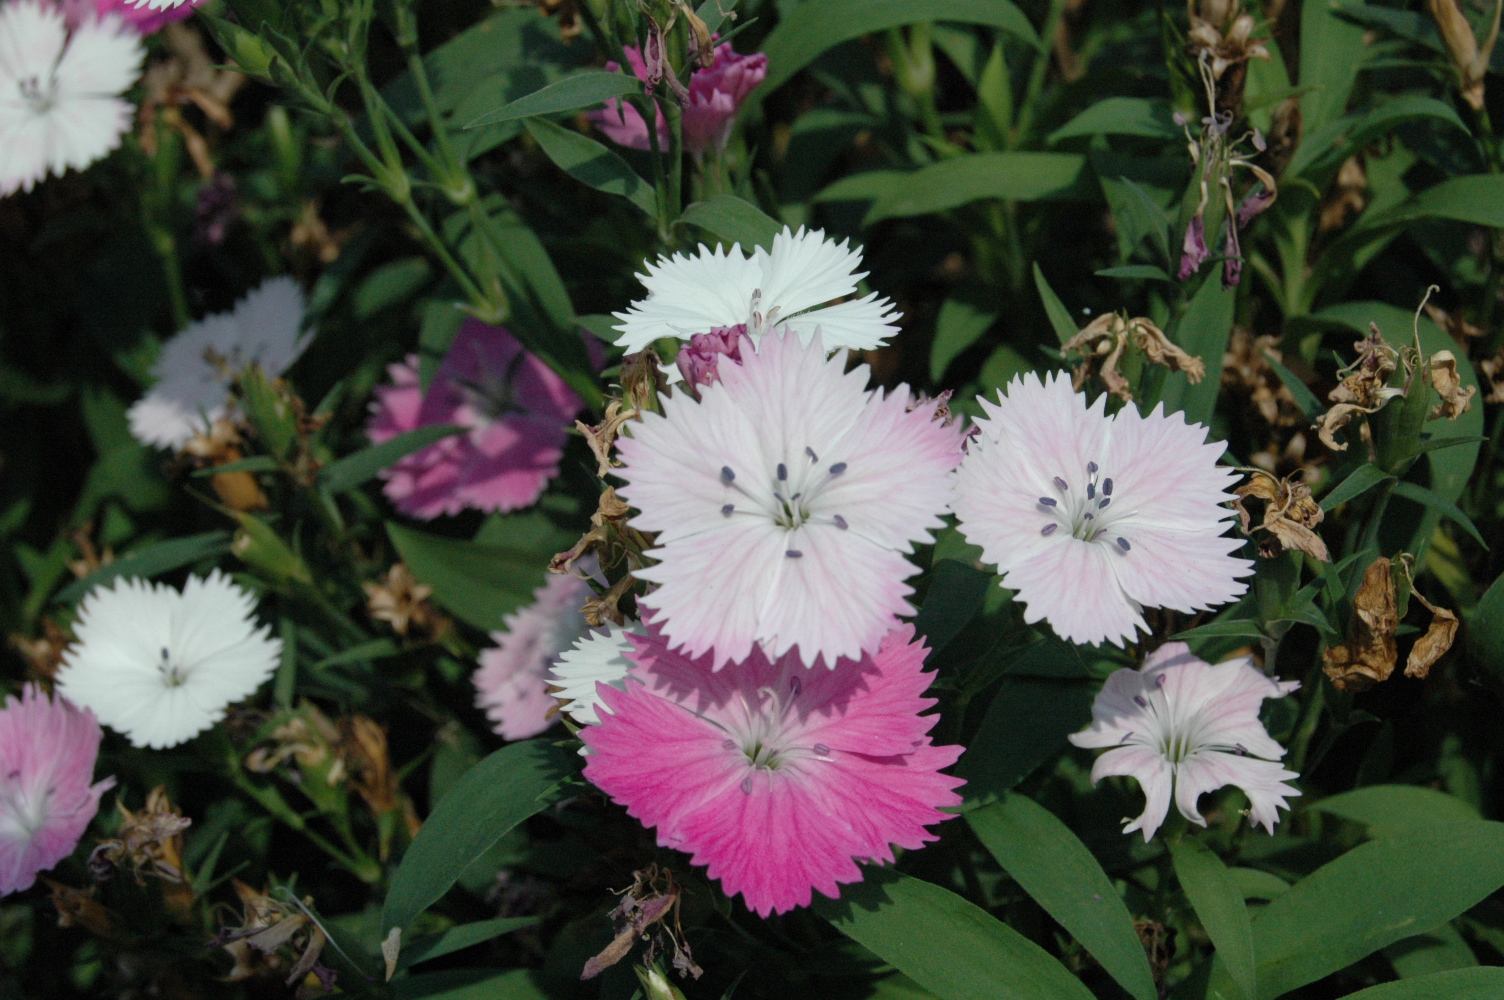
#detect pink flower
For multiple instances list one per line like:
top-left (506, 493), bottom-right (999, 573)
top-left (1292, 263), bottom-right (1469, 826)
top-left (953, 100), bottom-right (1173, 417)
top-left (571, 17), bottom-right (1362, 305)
top-left (953, 372), bottom-right (1252, 648)
top-left (1069, 643), bottom-right (1299, 841)
top-left (0, 685), bottom-right (115, 896)
top-left (674, 325), bottom-right (745, 390)
top-left (615, 330), bottom-right (964, 669)
top-left (582, 624), bottom-right (963, 916)
top-left (57, 0), bottom-right (201, 34)
top-left (368, 319), bottom-right (587, 520)
top-left (474, 572), bottom-right (595, 741)
top-left (591, 42), bottom-right (767, 155)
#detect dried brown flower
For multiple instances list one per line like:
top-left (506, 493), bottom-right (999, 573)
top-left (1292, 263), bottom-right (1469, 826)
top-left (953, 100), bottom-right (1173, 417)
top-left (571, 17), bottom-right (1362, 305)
top-left (337, 715), bottom-right (421, 856)
top-left (1427, 349), bottom-right (1477, 420)
top-left (1423, 301), bottom-right (1487, 344)
top-left (138, 23), bottom-right (245, 178)
top-left (536, 0), bottom-right (582, 40)
top-left (1187, 0), bottom-right (1270, 81)
top-left (288, 200), bottom-right (351, 267)
top-left (1222, 329), bottom-right (1304, 428)
top-left (89, 786), bottom-right (192, 887)
top-left (9, 619), bottom-right (71, 680)
top-left (1406, 588), bottom-right (1459, 680)
top-left (582, 865), bottom-right (701, 981)
top-left (1429, 0), bottom-right (1503, 110)
top-left (1315, 325), bottom-right (1403, 451)
top-left (1233, 469), bottom-right (1329, 561)
top-left (1063, 314), bottom-right (1205, 403)
top-left (1318, 156), bottom-right (1367, 233)
top-left (212, 881), bottom-right (336, 991)
top-left (1481, 347), bottom-right (1504, 403)
top-left (1322, 557), bottom-right (1399, 692)
top-left (182, 419), bottom-right (270, 511)
top-left (364, 563), bottom-right (440, 637)
top-left (68, 523), bottom-right (114, 579)
top-left (43, 878), bottom-right (121, 939)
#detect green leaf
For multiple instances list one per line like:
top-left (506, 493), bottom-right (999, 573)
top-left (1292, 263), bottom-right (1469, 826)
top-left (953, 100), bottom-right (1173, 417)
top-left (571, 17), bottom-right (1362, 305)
top-left (678, 195), bottom-right (783, 251)
top-left (56, 531), bottom-right (233, 607)
top-left (1390, 174), bottom-right (1504, 229)
top-left (1049, 97), bottom-right (1180, 144)
top-left (523, 117), bottom-right (655, 216)
top-left (314, 639), bottom-right (400, 669)
top-left (386, 523), bottom-right (550, 632)
top-left (464, 71), bottom-right (640, 128)
top-left (1413, 435), bottom-right (1488, 455)
top-left (1319, 967), bottom-right (1504, 1000)
top-left (1467, 572), bottom-right (1504, 674)
top-left (1312, 784), bottom-right (1480, 834)
top-left (864, 153), bottom-right (1091, 224)
top-left (813, 170), bottom-right (911, 204)
top-left (319, 425), bottom-right (464, 495)
top-left (1250, 823), bottom-right (1504, 999)
top-left (383, 740), bottom-right (576, 937)
top-left (915, 560), bottom-right (992, 655)
top-left (1321, 464), bottom-right (1395, 511)
top-left (1170, 619), bottom-right (1266, 642)
top-left (1033, 264), bottom-right (1080, 345)
top-left (1158, 277), bottom-right (1234, 426)
top-left (957, 678), bottom-right (1095, 807)
top-left (814, 867), bottom-right (1097, 1000)
top-left (1287, 96), bottom-right (1470, 182)
top-left (1170, 838), bottom-right (1257, 1000)
top-left (1261, 352), bottom-right (1323, 420)
top-left (1384, 923), bottom-right (1478, 979)
top-left (396, 917), bottom-right (541, 972)
top-left (1228, 868), bottom-right (1290, 901)
top-left (759, 0), bottom-right (1040, 97)
top-left (1095, 265), bottom-right (1173, 282)
top-left (969, 796), bottom-right (1157, 1000)
top-left (1298, 0), bottom-right (1367, 135)
top-left (393, 968), bottom-right (549, 1000)
top-left (1390, 482), bottom-right (1487, 548)
top-left (931, 295), bottom-right (999, 381)
top-left (189, 456), bottom-right (281, 477)
top-left (354, 256), bottom-right (433, 320)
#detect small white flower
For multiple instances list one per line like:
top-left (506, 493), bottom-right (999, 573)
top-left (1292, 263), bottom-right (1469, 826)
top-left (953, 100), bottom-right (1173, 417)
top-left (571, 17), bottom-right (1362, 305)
top-left (611, 227), bottom-right (900, 354)
top-left (0, 0), bottom-right (143, 196)
top-left (56, 570), bottom-right (281, 749)
top-left (127, 277), bottom-right (311, 450)
top-left (129, 0), bottom-right (193, 9)
top-left (1069, 642), bottom-right (1300, 841)
top-left (547, 621), bottom-right (642, 727)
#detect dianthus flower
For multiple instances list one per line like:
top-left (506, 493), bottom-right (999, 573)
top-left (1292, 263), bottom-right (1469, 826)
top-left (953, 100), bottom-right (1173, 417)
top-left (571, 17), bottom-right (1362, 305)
top-left (367, 319), bottom-right (586, 519)
top-left (582, 624), bottom-right (962, 916)
top-left (547, 621), bottom-right (642, 727)
top-left (128, 277), bottom-right (310, 450)
top-left (0, 0), bottom-right (143, 196)
top-left (58, 0), bottom-right (201, 34)
top-left (616, 330), bottom-right (963, 669)
top-left (612, 228), bottom-right (900, 355)
top-left (56, 571), bottom-right (282, 749)
top-left (474, 572), bottom-right (594, 741)
top-left (1069, 642), bottom-right (1300, 841)
top-left (0, 685), bottom-right (115, 896)
top-left (591, 41), bottom-right (766, 155)
top-left (953, 372), bottom-right (1252, 647)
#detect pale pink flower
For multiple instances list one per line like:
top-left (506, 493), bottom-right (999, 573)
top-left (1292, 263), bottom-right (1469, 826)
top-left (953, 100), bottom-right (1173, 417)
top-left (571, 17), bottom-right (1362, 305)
top-left (591, 41), bottom-right (766, 155)
top-left (953, 372), bottom-right (1252, 647)
top-left (474, 572), bottom-right (595, 741)
top-left (368, 319), bottom-right (587, 520)
top-left (0, 685), bottom-right (115, 896)
top-left (1069, 642), bottom-right (1299, 841)
top-left (57, 0), bottom-right (201, 34)
top-left (615, 330), bottom-right (964, 669)
top-left (582, 624), bottom-right (963, 916)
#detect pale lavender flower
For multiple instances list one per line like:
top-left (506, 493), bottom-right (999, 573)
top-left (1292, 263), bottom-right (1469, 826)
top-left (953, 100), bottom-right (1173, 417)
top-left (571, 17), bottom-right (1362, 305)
top-left (474, 571), bottom-right (596, 741)
top-left (952, 372), bottom-right (1252, 647)
top-left (1069, 642), bottom-right (1300, 841)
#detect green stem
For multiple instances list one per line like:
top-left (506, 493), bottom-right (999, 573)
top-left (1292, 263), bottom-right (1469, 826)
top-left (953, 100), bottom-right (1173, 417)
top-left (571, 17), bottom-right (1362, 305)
top-left (1285, 662), bottom-right (1327, 775)
top-left (230, 769), bottom-right (381, 883)
top-left (149, 225), bottom-right (190, 330)
top-left (1011, 0), bottom-right (1064, 147)
top-left (1357, 478), bottom-right (1395, 556)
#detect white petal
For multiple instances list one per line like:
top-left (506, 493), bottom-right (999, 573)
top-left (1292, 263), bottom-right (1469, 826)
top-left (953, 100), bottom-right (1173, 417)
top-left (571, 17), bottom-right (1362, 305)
top-left (611, 243), bottom-right (761, 352)
top-left (1092, 745), bottom-right (1174, 842)
top-left (547, 621), bottom-right (644, 726)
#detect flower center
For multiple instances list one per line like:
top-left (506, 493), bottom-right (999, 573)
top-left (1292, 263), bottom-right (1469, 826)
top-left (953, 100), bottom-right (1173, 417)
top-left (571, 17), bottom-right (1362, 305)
top-left (18, 75), bottom-right (54, 114)
top-left (1127, 677), bottom-right (1251, 764)
top-left (717, 448), bottom-right (850, 554)
top-left (456, 351), bottom-right (528, 424)
top-left (0, 769), bottom-right (51, 839)
top-left (159, 646), bottom-right (189, 688)
top-left (1037, 461), bottom-right (1133, 552)
top-left (746, 289), bottom-right (782, 340)
top-left (720, 674), bottom-right (833, 793)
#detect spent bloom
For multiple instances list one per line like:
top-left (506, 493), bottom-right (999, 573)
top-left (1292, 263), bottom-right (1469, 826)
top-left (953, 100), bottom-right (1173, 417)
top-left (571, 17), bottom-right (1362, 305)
top-left (616, 330), bottom-right (964, 669)
top-left (612, 228), bottom-right (901, 355)
top-left (367, 319), bottom-right (587, 520)
top-left (547, 620), bottom-right (642, 727)
top-left (1069, 642), bottom-right (1300, 841)
top-left (0, 685), bottom-right (115, 896)
top-left (582, 624), bottom-right (963, 916)
top-left (953, 372), bottom-right (1251, 648)
top-left (591, 40), bottom-right (767, 155)
top-left (474, 571), bottom-right (595, 741)
top-left (128, 277), bottom-right (310, 450)
top-left (56, 570), bottom-right (282, 749)
top-left (0, 0), bottom-right (143, 196)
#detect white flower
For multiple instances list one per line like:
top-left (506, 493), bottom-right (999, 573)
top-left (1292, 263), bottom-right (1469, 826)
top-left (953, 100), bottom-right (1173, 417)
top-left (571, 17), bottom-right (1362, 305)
top-left (1069, 642), bottom-right (1300, 841)
top-left (953, 371), bottom-right (1253, 647)
top-left (611, 227), bottom-right (901, 355)
top-left (129, 0), bottom-right (193, 9)
top-left (56, 570), bottom-right (281, 749)
top-left (547, 621), bottom-right (642, 727)
top-left (127, 277), bottom-right (311, 449)
top-left (0, 0), bottom-right (143, 196)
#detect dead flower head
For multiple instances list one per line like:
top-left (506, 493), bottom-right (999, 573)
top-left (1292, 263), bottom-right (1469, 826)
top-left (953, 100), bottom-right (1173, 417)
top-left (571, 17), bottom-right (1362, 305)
top-left (9, 618), bottom-right (71, 680)
top-left (1233, 468), bottom-right (1329, 561)
top-left (1427, 349), bottom-right (1476, 420)
top-left (581, 865), bottom-right (701, 982)
top-left (212, 881), bottom-right (337, 991)
top-left (182, 418), bottom-right (269, 511)
top-left (89, 786), bottom-right (192, 886)
top-left (138, 23), bottom-right (246, 179)
top-left (1222, 328), bottom-right (1305, 428)
top-left (336, 715), bottom-right (421, 855)
top-left (1481, 347), bottom-right (1504, 404)
top-left (1063, 313), bottom-right (1205, 402)
top-left (1315, 324), bottom-right (1404, 452)
top-left (364, 563), bottom-right (440, 637)
top-left (1428, 0), bottom-right (1503, 110)
top-left (245, 703), bottom-right (344, 786)
top-left (1322, 557), bottom-right (1398, 692)
top-left (1187, 0), bottom-right (1270, 81)
top-left (43, 878), bottom-right (121, 939)
top-left (1397, 555), bottom-right (1460, 680)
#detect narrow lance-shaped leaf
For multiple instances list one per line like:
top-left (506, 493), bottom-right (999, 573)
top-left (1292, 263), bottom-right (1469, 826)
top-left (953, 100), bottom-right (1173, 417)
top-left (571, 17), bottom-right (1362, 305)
top-left (464, 71), bottom-right (642, 128)
top-left (1170, 838), bottom-right (1257, 1000)
top-left (523, 117), bottom-right (656, 217)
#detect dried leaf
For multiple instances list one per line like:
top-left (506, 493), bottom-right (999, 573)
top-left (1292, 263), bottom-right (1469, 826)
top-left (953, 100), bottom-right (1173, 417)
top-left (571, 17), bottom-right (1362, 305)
top-left (1322, 557), bottom-right (1398, 691)
top-left (1427, 349), bottom-right (1477, 420)
top-left (1405, 588), bottom-right (1460, 679)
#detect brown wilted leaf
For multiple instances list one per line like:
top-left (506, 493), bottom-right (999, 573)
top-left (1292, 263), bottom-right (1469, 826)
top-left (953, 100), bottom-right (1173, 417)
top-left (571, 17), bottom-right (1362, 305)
top-left (1233, 469), bottom-right (1329, 561)
top-left (1404, 588), bottom-right (1459, 679)
top-left (582, 866), bottom-right (699, 981)
top-left (1427, 349), bottom-right (1476, 420)
top-left (576, 399), bottom-right (637, 478)
top-left (1322, 557), bottom-right (1398, 691)
top-left (1428, 0), bottom-right (1502, 110)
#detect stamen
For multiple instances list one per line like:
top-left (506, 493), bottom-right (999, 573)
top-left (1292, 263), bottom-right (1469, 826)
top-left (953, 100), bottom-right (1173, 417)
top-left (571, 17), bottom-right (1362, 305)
top-left (1099, 498), bottom-right (1111, 509)
top-left (1103, 478), bottom-right (1114, 496)
top-left (1116, 537), bottom-right (1131, 551)
top-left (721, 466), bottom-right (735, 483)
top-left (829, 462), bottom-right (847, 475)
top-left (1038, 497), bottom-right (1057, 507)
top-left (790, 493), bottom-right (801, 501)
top-left (812, 744), bottom-right (830, 756)
top-left (1133, 695), bottom-right (1148, 708)
top-left (833, 515), bottom-right (848, 530)
top-left (741, 776), bottom-right (753, 794)
top-left (785, 550), bottom-right (803, 559)
top-left (1091, 528), bottom-right (1107, 541)
top-left (722, 504), bottom-right (734, 517)
top-left (1234, 743), bottom-right (1247, 756)
top-left (806, 447), bottom-right (818, 462)
top-left (1087, 461), bottom-right (1098, 475)
top-left (1083, 513), bottom-right (1094, 521)
top-left (1041, 524), bottom-right (1058, 536)
top-left (777, 463), bottom-right (788, 481)
top-left (789, 675), bottom-right (802, 696)
top-left (1054, 476), bottom-right (1068, 491)
top-left (1087, 482), bottom-right (1096, 500)
top-left (160, 647), bottom-right (169, 661)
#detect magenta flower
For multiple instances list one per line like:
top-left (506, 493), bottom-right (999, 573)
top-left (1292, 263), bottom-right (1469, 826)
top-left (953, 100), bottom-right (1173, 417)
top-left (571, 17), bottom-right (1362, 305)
top-left (615, 330), bottom-right (964, 669)
top-left (591, 41), bottom-right (767, 155)
top-left (582, 624), bottom-right (963, 916)
top-left (368, 319), bottom-right (587, 520)
top-left (0, 685), bottom-right (115, 896)
top-left (953, 372), bottom-right (1252, 648)
top-left (474, 572), bottom-right (594, 741)
top-left (57, 0), bottom-right (201, 34)
top-left (1069, 642), bottom-right (1300, 841)
top-left (674, 325), bottom-right (745, 390)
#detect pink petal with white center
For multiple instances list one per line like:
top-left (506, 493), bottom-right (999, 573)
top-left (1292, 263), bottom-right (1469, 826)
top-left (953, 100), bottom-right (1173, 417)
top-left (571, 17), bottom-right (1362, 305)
top-left (582, 625), bottom-right (963, 916)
